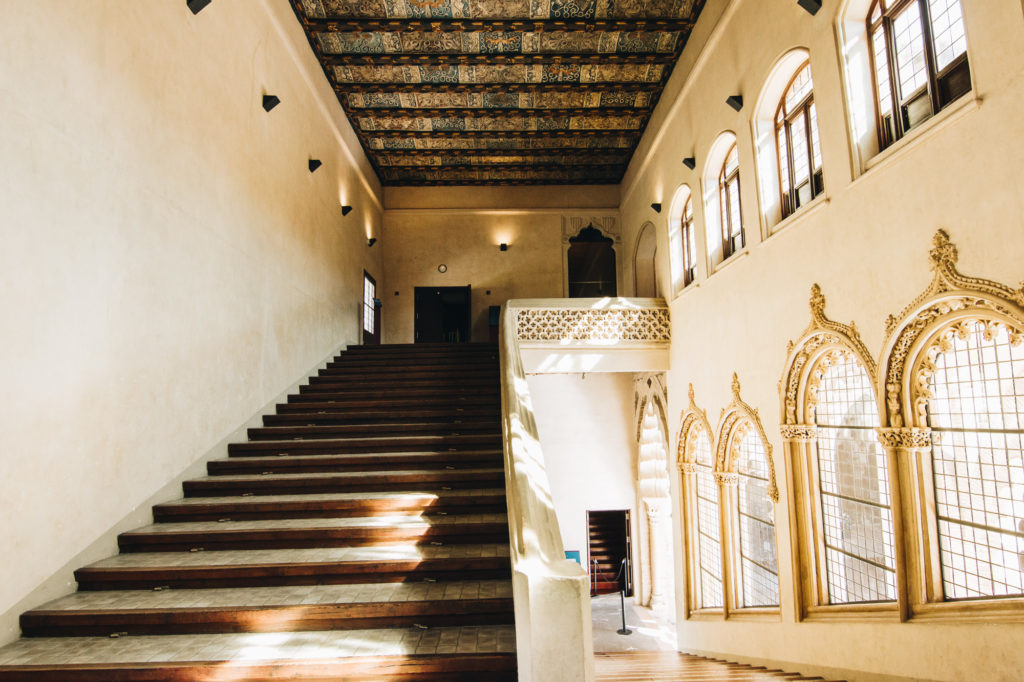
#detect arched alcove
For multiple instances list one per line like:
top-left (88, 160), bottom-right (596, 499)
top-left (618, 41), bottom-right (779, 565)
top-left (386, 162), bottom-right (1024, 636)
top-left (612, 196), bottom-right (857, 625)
top-left (567, 224), bottom-right (617, 298)
top-left (633, 222), bottom-right (658, 298)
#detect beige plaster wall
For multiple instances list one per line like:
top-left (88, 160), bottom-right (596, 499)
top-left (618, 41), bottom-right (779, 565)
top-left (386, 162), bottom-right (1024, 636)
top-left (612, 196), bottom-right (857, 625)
top-left (0, 0), bottom-right (382, 643)
top-left (616, 0), bottom-right (1024, 679)
top-left (381, 187), bottom-right (620, 343)
top-left (526, 373), bottom-right (638, 566)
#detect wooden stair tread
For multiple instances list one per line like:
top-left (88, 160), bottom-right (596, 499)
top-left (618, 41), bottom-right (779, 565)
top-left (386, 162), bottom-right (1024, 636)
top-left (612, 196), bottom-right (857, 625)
top-left (158, 488), bottom-right (507, 507)
top-left (28, 580), bottom-right (514, 613)
top-left (0, 626), bottom-right (516, 667)
top-left (83, 544), bottom-right (511, 570)
top-left (137, 513), bottom-right (508, 533)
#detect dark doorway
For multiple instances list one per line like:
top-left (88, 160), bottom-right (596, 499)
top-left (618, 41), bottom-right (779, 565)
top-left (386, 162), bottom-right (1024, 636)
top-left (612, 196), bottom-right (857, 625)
top-left (414, 286), bottom-right (471, 343)
top-left (587, 509), bottom-right (633, 596)
top-left (568, 224), bottom-right (617, 297)
top-left (362, 271), bottom-right (380, 345)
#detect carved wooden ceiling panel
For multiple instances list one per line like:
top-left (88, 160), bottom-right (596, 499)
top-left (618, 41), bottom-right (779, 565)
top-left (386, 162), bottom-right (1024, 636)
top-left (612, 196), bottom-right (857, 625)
top-left (290, 0), bottom-right (705, 185)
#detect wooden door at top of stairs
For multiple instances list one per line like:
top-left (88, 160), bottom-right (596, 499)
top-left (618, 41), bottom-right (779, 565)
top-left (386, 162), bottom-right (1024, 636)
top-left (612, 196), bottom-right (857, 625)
top-left (588, 509), bottom-right (632, 596)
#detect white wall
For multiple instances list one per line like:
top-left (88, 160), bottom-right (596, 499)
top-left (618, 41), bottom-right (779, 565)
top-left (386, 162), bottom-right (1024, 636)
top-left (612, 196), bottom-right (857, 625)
top-left (526, 374), bottom-right (637, 566)
top-left (616, 0), bottom-right (1024, 679)
top-left (0, 0), bottom-right (382, 644)
top-left (381, 186), bottom-right (619, 343)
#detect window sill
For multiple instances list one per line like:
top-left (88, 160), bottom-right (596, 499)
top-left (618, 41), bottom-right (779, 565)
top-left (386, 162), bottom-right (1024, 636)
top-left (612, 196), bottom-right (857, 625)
top-left (861, 94), bottom-right (982, 177)
top-left (711, 249), bottom-right (749, 276)
top-left (767, 195), bottom-right (830, 239)
top-left (670, 280), bottom-right (700, 304)
top-left (686, 609), bottom-right (725, 621)
top-left (725, 608), bottom-right (781, 622)
top-left (801, 603), bottom-right (900, 623)
top-left (909, 597), bottom-right (1024, 624)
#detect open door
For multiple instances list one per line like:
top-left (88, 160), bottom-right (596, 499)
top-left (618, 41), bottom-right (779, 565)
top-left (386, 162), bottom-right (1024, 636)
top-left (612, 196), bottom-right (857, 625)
top-left (414, 286), bottom-right (471, 343)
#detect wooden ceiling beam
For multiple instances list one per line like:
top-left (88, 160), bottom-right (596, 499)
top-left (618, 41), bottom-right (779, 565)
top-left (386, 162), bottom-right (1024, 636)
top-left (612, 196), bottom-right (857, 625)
top-left (349, 106), bottom-right (645, 119)
top-left (321, 52), bottom-right (676, 67)
top-left (362, 128), bottom-right (642, 139)
top-left (300, 17), bottom-right (694, 33)
top-left (335, 81), bottom-right (660, 94)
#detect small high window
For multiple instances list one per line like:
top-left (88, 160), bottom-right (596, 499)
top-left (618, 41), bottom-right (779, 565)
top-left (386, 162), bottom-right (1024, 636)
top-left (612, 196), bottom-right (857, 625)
top-left (718, 144), bottom-right (744, 260)
top-left (775, 62), bottom-right (824, 219)
top-left (868, 0), bottom-right (971, 149)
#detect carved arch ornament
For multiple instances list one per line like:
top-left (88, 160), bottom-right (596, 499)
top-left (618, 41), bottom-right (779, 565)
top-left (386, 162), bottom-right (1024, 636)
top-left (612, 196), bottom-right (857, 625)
top-left (778, 283), bottom-right (880, 434)
top-left (879, 230), bottom-right (1024, 431)
top-left (714, 374), bottom-right (780, 503)
top-left (676, 383), bottom-right (715, 475)
top-left (635, 373), bottom-right (669, 442)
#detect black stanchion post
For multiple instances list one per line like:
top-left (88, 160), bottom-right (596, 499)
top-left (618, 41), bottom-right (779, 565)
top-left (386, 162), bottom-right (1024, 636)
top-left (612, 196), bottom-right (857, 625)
top-left (616, 558), bottom-right (631, 635)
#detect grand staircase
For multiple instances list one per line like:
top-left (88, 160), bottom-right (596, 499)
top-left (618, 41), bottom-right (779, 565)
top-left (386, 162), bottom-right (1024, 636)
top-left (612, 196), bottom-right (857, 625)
top-left (0, 343), bottom-right (516, 680)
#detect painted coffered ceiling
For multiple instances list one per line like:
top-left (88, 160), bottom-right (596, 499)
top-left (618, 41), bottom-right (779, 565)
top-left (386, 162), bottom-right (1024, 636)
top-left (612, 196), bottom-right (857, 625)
top-left (290, 0), bottom-right (706, 186)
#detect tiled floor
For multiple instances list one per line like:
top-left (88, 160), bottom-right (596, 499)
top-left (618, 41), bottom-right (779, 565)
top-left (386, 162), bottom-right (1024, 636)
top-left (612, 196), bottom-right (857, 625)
top-left (0, 625), bottom-right (517, 665)
top-left (592, 593), bottom-right (676, 653)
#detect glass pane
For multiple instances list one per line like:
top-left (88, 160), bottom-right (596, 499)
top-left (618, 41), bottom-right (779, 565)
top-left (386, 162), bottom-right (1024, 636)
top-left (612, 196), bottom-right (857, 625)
top-left (929, 0), bottom-right (968, 72)
top-left (683, 199), bottom-right (696, 276)
top-left (724, 144), bottom-right (739, 176)
top-left (737, 429), bottom-right (780, 607)
top-left (693, 430), bottom-right (724, 609)
top-left (892, 2), bottom-right (929, 97)
top-left (809, 102), bottom-right (822, 172)
top-left (776, 124), bottom-right (790, 195)
top-left (872, 24), bottom-right (894, 119)
top-left (727, 176), bottom-right (742, 239)
top-left (784, 64), bottom-right (814, 114)
top-left (790, 114), bottom-right (810, 188)
top-left (669, 203), bottom-right (684, 290)
top-left (363, 276), bottom-right (375, 333)
top-left (927, 321), bottom-right (1024, 600)
top-left (814, 352), bottom-right (898, 603)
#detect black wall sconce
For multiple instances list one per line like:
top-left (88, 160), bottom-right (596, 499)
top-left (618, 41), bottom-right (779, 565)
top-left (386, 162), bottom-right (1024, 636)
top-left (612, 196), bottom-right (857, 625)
top-left (797, 0), bottom-right (822, 15)
top-left (341, 205), bottom-right (353, 216)
top-left (262, 95), bottom-right (281, 112)
top-left (682, 156), bottom-right (696, 170)
top-left (650, 203), bottom-right (662, 213)
top-left (499, 243), bottom-right (509, 251)
top-left (367, 237), bottom-right (377, 247)
top-left (308, 159), bottom-right (322, 173)
top-left (726, 95), bottom-right (744, 111)
top-left (187, 0), bottom-right (212, 14)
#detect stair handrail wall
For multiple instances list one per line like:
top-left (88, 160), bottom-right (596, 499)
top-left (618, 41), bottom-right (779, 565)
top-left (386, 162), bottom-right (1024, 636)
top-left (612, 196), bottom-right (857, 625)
top-left (499, 297), bottom-right (670, 682)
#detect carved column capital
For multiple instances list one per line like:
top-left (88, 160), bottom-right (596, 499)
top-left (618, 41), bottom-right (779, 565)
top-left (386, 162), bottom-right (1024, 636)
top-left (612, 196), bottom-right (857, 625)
top-left (780, 424), bottom-right (818, 442)
top-left (876, 427), bottom-right (932, 449)
top-left (714, 472), bottom-right (739, 486)
top-left (678, 462), bottom-right (697, 474)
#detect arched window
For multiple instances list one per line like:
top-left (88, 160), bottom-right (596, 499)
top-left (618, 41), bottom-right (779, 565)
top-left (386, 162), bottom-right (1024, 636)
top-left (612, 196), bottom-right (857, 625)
top-left (702, 133), bottom-right (742, 271)
top-left (878, 229), bottom-right (1024, 615)
top-left (733, 423), bottom-right (780, 607)
top-left (781, 285), bottom-right (900, 614)
top-left (924, 320), bottom-right (1024, 600)
top-left (717, 375), bottom-right (780, 610)
top-left (868, 0), bottom-right (971, 150)
top-left (812, 351), bottom-right (898, 603)
top-left (775, 62), bottom-right (823, 219)
top-left (668, 184), bottom-right (697, 294)
top-left (718, 144), bottom-right (744, 260)
top-left (678, 387), bottom-right (724, 612)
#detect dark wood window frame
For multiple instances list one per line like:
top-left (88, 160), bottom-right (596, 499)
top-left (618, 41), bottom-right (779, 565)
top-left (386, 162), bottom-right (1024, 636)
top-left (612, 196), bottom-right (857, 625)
top-left (775, 62), bottom-right (824, 220)
top-left (681, 195), bottom-right (697, 287)
top-left (718, 144), bottom-right (744, 261)
top-left (867, 0), bottom-right (972, 151)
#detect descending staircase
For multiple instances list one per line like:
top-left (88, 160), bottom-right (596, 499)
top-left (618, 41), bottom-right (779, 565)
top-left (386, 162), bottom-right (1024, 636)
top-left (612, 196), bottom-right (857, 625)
top-left (0, 343), bottom-right (516, 680)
